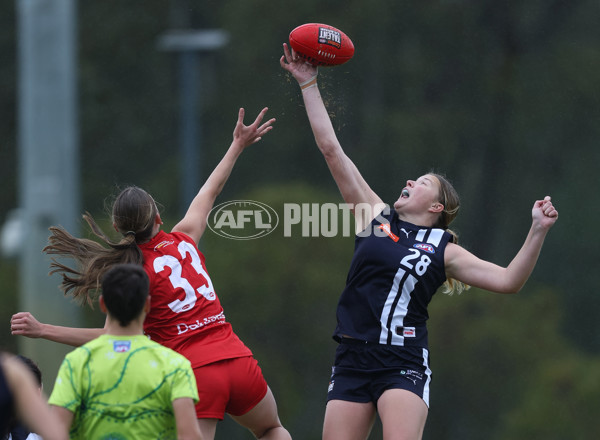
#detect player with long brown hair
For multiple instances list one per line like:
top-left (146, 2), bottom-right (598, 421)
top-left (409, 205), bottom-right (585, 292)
top-left (12, 107), bottom-right (291, 440)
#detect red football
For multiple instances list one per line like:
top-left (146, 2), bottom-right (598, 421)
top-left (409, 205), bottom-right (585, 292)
top-left (289, 23), bottom-right (354, 66)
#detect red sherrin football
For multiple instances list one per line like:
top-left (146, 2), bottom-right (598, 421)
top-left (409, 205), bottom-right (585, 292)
top-left (289, 23), bottom-right (354, 66)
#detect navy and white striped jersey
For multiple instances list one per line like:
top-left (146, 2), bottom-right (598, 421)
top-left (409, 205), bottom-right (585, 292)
top-left (333, 208), bottom-right (451, 348)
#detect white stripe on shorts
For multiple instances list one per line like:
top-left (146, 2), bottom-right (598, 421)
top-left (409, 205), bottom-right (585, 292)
top-left (422, 348), bottom-right (432, 407)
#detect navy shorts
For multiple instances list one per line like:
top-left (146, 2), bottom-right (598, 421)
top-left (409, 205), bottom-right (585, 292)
top-left (327, 339), bottom-right (432, 407)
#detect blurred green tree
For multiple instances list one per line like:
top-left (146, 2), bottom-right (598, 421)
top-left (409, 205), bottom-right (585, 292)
top-left (2, 0), bottom-right (600, 437)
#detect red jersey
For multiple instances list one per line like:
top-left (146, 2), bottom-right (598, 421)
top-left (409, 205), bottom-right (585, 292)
top-left (139, 230), bottom-right (252, 367)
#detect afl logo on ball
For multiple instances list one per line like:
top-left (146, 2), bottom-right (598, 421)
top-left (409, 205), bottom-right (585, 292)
top-left (208, 200), bottom-right (278, 240)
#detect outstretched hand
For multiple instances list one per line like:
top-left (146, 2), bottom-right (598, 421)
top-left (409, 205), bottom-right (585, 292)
top-left (11, 312), bottom-right (43, 338)
top-left (532, 196), bottom-right (558, 230)
top-left (280, 43), bottom-right (318, 84)
top-left (233, 107), bottom-right (276, 149)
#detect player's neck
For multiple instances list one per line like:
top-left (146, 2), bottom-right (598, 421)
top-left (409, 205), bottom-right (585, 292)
top-left (396, 211), bottom-right (436, 228)
top-left (104, 317), bottom-right (145, 337)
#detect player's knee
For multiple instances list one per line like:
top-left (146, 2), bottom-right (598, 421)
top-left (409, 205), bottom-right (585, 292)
top-left (252, 424), bottom-right (291, 440)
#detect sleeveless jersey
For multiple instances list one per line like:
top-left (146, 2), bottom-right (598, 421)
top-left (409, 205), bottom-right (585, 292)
top-left (333, 209), bottom-right (451, 348)
top-left (139, 230), bottom-right (252, 367)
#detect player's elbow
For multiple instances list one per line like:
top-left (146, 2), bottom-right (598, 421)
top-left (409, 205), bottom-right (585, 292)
top-left (499, 282), bottom-right (524, 294)
top-left (317, 137), bottom-right (341, 156)
top-left (496, 268), bottom-right (529, 294)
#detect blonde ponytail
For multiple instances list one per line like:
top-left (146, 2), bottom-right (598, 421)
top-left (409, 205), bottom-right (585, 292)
top-left (441, 228), bottom-right (470, 295)
top-left (429, 172), bottom-right (470, 296)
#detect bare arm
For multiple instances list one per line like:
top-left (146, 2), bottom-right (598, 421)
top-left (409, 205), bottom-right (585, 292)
top-left (11, 312), bottom-right (105, 347)
top-left (280, 44), bottom-right (384, 231)
top-left (2, 355), bottom-right (69, 440)
top-left (50, 406), bottom-right (75, 437)
top-left (172, 397), bottom-right (203, 440)
top-left (445, 196), bottom-right (558, 293)
top-left (172, 107), bottom-right (275, 244)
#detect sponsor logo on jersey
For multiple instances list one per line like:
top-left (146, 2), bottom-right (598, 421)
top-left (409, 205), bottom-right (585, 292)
top-left (403, 327), bottom-right (416, 337)
top-left (378, 223), bottom-right (399, 242)
top-left (396, 326), bottom-right (416, 338)
top-left (413, 243), bottom-right (434, 253)
top-left (208, 200), bottom-right (278, 240)
top-left (154, 240), bottom-right (175, 251)
top-left (176, 311), bottom-right (226, 335)
top-left (113, 340), bottom-right (131, 353)
top-left (400, 228), bottom-right (412, 238)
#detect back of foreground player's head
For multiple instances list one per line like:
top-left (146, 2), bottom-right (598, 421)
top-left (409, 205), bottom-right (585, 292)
top-left (16, 355), bottom-right (42, 388)
top-left (101, 263), bottom-right (149, 327)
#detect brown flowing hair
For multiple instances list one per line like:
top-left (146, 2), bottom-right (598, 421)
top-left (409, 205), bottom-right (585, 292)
top-left (44, 186), bottom-right (159, 306)
top-left (429, 172), bottom-right (470, 295)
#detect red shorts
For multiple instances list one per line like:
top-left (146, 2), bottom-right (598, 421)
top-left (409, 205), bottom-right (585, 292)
top-left (193, 356), bottom-right (268, 420)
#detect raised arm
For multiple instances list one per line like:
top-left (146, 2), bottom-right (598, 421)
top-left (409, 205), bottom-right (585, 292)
top-left (280, 43), bottom-right (384, 231)
top-left (172, 107), bottom-right (275, 244)
top-left (2, 354), bottom-right (69, 440)
top-left (445, 196), bottom-right (558, 293)
top-left (11, 312), bottom-right (105, 347)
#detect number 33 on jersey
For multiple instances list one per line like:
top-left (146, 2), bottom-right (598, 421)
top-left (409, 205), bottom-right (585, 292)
top-left (153, 239), bottom-right (216, 313)
top-left (139, 230), bottom-right (253, 368)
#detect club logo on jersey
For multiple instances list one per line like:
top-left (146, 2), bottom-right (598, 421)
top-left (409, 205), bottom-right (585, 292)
top-left (413, 243), bottom-right (434, 253)
top-left (208, 200), bottom-right (278, 240)
top-left (154, 240), bottom-right (175, 251)
top-left (113, 340), bottom-right (131, 353)
top-left (378, 223), bottom-right (399, 242)
top-left (318, 27), bottom-right (342, 48)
